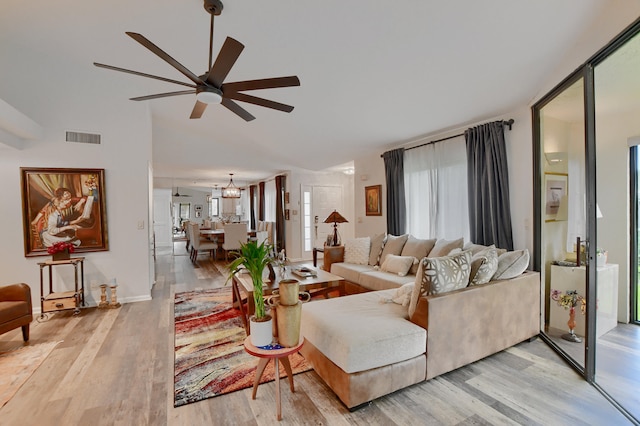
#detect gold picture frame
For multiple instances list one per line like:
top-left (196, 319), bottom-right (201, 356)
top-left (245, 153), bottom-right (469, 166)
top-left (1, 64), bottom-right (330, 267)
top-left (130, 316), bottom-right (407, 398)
top-left (21, 167), bottom-right (109, 257)
top-left (365, 185), bottom-right (382, 216)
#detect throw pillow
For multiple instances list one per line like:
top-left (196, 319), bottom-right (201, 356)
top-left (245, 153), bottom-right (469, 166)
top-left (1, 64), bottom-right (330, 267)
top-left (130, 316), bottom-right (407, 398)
top-left (469, 246), bottom-right (499, 285)
top-left (380, 254), bottom-right (416, 277)
top-left (401, 236), bottom-right (437, 274)
top-left (428, 237), bottom-right (464, 257)
top-left (343, 237), bottom-right (371, 265)
top-left (408, 250), bottom-right (472, 317)
top-left (368, 233), bottom-right (386, 266)
top-left (465, 242), bottom-right (508, 256)
top-left (379, 234), bottom-right (409, 266)
top-left (493, 249), bottom-right (530, 280)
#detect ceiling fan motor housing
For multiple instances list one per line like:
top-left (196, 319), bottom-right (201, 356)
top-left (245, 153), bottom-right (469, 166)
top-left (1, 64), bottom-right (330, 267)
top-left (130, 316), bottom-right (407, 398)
top-left (204, 0), bottom-right (223, 15)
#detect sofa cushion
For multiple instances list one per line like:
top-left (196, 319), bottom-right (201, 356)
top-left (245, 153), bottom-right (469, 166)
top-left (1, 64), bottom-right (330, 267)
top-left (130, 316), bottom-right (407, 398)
top-left (330, 262), bottom-right (374, 284)
top-left (344, 237), bottom-right (371, 265)
top-left (428, 237), bottom-right (464, 257)
top-left (379, 234), bottom-right (409, 266)
top-left (368, 233), bottom-right (386, 266)
top-left (380, 254), bottom-right (415, 277)
top-left (401, 236), bottom-right (437, 274)
top-left (301, 289), bottom-right (427, 374)
top-left (493, 249), bottom-right (530, 280)
top-left (408, 250), bottom-right (472, 317)
top-left (469, 246), bottom-right (499, 285)
top-left (359, 270), bottom-right (414, 291)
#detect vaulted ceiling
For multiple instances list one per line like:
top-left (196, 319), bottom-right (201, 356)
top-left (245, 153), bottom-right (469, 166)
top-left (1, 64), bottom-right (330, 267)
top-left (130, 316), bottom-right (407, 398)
top-left (0, 0), bottom-right (618, 190)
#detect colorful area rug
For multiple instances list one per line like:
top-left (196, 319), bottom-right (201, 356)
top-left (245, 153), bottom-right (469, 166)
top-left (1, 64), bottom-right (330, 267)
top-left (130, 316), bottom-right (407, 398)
top-left (0, 341), bottom-right (61, 407)
top-left (174, 287), bottom-right (311, 407)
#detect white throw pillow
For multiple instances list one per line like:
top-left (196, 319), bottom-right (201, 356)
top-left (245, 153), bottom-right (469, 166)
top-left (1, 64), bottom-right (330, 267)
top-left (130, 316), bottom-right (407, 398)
top-left (380, 254), bottom-right (416, 277)
top-left (493, 249), bottom-right (530, 280)
top-left (343, 237), bottom-right (371, 265)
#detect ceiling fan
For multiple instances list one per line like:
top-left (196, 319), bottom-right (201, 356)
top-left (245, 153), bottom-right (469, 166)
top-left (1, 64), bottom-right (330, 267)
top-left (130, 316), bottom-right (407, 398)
top-left (93, 0), bottom-right (300, 121)
top-left (173, 188), bottom-right (191, 197)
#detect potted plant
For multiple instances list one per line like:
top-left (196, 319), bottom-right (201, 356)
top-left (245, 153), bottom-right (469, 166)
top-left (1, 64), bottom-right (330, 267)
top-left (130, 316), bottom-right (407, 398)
top-left (226, 239), bottom-right (274, 347)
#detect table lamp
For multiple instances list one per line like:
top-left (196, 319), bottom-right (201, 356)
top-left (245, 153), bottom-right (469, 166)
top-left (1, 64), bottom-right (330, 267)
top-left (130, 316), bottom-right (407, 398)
top-left (324, 210), bottom-right (348, 246)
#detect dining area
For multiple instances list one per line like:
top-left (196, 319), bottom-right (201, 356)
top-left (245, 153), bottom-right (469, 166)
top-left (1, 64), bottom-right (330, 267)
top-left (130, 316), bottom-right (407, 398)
top-left (184, 220), bottom-right (273, 263)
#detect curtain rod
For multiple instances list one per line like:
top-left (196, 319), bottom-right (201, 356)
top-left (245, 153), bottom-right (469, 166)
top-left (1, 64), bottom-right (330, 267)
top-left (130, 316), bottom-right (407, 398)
top-left (382, 119), bottom-right (514, 156)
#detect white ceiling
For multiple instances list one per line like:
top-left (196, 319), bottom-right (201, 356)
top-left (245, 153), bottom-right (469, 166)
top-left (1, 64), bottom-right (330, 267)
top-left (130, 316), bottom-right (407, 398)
top-left (0, 0), bottom-right (616, 189)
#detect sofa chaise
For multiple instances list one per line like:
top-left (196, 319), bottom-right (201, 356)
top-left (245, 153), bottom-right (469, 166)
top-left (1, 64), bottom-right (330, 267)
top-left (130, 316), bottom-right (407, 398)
top-left (301, 235), bottom-right (539, 409)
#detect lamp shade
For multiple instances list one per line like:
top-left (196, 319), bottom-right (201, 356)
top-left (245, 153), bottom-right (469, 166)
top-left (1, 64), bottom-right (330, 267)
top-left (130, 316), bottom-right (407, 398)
top-left (324, 210), bottom-right (348, 224)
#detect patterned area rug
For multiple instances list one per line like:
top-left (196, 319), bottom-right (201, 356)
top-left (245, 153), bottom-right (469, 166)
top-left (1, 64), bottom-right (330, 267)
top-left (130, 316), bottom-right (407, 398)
top-left (0, 341), bottom-right (61, 407)
top-left (174, 287), bottom-right (310, 407)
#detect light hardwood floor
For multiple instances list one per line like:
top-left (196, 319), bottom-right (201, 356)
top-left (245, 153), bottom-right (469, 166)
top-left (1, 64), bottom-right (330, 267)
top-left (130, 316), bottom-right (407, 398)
top-left (0, 246), bottom-right (634, 426)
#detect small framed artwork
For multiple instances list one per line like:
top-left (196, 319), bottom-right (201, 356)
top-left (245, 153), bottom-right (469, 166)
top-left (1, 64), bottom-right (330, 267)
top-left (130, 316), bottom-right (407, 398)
top-left (544, 173), bottom-right (568, 222)
top-left (21, 167), bottom-right (109, 257)
top-left (365, 185), bottom-right (382, 216)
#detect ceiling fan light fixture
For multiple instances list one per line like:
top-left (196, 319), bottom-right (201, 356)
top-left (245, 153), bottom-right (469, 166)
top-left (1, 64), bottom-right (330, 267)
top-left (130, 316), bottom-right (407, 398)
top-left (221, 173), bottom-right (241, 198)
top-left (196, 90), bottom-right (222, 104)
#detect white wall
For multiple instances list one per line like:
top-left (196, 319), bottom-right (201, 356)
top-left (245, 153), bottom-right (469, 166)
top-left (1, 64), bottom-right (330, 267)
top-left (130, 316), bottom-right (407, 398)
top-left (0, 54), bottom-right (153, 310)
top-left (353, 153), bottom-right (387, 238)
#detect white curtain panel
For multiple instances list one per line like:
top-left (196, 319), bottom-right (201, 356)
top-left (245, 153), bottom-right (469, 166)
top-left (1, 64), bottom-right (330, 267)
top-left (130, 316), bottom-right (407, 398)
top-left (264, 179), bottom-right (277, 222)
top-left (404, 136), bottom-right (470, 241)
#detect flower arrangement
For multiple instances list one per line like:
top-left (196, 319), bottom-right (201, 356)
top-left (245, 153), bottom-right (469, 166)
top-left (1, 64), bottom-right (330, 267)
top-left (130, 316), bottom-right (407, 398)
top-left (47, 241), bottom-right (76, 255)
top-left (84, 174), bottom-right (98, 190)
top-left (551, 289), bottom-right (586, 314)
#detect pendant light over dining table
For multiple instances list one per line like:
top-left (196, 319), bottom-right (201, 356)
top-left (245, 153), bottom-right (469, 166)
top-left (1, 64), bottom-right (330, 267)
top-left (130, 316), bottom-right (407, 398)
top-left (221, 173), bottom-right (241, 198)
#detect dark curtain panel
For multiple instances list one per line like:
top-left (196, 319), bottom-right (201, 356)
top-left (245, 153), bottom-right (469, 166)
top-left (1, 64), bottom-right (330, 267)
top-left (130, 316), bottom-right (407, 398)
top-left (465, 121), bottom-right (514, 250)
top-left (275, 175), bottom-right (286, 253)
top-left (249, 185), bottom-right (257, 230)
top-left (258, 181), bottom-right (265, 221)
top-left (382, 148), bottom-right (406, 235)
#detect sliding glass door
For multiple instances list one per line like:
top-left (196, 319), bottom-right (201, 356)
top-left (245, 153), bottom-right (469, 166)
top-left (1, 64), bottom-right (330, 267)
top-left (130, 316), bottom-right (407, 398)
top-left (535, 18), bottom-right (640, 423)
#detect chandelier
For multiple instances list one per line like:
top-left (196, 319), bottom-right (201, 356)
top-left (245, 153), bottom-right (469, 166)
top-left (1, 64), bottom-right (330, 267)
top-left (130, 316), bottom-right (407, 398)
top-left (221, 173), bottom-right (241, 198)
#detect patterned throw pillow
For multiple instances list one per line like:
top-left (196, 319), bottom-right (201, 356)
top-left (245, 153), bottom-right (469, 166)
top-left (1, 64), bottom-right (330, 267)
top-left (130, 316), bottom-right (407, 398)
top-left (422, 250), bottom-right (472, 295)
top-left (369, 233), bottom-right (386, 266)
top-left (469, 246), bottom-right (499, 285)
top-left (343, 237), bottom-right (371, 265)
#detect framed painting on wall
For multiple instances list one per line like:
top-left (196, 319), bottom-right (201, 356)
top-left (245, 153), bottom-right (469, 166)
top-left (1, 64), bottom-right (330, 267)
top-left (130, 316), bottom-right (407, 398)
top-left (21, 167), bottom-right (109, 257)
top-left (544, 173), bottom-right (568, 222)
top-left (365, 185), bottom-right (382, 216)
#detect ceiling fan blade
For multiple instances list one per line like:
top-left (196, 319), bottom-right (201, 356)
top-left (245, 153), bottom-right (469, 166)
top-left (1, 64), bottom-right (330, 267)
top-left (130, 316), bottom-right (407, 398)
top-left (130, 90), bottom-right (196, 101)
top-left (93, 63), bottom-right (197, 89)
top-left (221, 98), bottom-right (255, 121)
top-left (225, 92), bottom-right (294, 113)
top-left (206, 37), bottom-right (244, 87)
top-left (190, 101), bottom-right (208, 119)
top-left (126, 32), bottom-right (205, 86)
top-left (222, 76), bottom-right (300, 94)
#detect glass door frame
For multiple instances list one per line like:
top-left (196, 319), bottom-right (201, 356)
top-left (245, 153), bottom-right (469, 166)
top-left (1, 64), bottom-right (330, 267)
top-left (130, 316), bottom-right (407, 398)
top-left (631, 146), bottom-right (640, 325)
top-left (533, 16), bottom-right (640, 423)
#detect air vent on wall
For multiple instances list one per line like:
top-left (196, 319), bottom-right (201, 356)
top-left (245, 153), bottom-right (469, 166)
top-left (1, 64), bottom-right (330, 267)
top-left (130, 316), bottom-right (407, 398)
top-left (65, 131), bottom-right (101, 144)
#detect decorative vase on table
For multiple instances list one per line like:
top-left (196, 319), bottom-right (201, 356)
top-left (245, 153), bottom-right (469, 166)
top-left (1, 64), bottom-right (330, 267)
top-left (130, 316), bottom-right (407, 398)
top-left (268, 279), bottom-right (310, 347)
top-left (561, 306), bottom-right (582, 343)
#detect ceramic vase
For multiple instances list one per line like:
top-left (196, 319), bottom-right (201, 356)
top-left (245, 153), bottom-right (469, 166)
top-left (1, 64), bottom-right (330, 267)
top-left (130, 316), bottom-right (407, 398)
top-left (250, 315), bottom-right (273, 347)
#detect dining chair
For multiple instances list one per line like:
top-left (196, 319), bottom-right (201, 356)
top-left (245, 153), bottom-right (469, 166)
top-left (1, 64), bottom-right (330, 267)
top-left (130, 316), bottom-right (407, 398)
top-left (222, 223), bottom-right (248, 261)
top-left (189, 223), bottom-right (218, 263)
top-left (255, 231), bottom-right (269, 246)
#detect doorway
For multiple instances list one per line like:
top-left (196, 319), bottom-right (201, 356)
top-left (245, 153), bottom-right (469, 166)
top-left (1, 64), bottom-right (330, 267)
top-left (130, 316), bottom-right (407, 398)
top-left (300, 185), bottom-right (343, 260)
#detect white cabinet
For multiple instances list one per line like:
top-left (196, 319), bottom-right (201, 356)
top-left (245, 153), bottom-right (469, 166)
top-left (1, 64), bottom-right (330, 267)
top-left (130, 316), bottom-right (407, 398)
top-left (549, 264), bottom-right (618, 338)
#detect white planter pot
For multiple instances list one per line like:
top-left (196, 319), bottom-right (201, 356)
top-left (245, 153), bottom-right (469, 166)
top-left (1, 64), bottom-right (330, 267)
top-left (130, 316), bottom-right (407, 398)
top-left (250, 316), bottom-right (273, 347)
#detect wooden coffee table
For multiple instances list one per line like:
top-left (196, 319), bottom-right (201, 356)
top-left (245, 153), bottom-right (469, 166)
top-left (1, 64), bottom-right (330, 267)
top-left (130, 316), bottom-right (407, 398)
top-left (232, 265), bottom-right (344, 333)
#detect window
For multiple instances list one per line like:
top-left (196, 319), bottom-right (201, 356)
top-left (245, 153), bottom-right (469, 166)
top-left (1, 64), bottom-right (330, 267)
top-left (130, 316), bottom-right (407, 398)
top-left (404, 137), bottom-right (470, 240)
top-left (208, 197), bottom-right (219, 217)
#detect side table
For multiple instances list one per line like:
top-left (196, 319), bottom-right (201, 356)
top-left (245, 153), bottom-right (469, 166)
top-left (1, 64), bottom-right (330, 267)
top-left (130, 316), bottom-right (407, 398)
top-left (37, 257), bottom-right (85, 320)
top-left (243, 336), bottom-right (304, 421)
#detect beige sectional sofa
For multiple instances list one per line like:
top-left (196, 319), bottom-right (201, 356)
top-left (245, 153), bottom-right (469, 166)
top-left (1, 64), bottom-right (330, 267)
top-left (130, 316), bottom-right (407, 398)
top-left (300, 234), bottom-right (540, 409)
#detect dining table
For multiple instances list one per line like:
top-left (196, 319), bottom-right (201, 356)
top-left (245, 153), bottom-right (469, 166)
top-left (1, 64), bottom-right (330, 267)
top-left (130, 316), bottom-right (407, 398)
top-left (199, 228), bottom-right (256, 260)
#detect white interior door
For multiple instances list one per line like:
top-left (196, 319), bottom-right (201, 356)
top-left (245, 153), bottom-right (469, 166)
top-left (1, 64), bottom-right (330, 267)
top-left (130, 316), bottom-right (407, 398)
top-left (300, 185), bottom-right (343, 259)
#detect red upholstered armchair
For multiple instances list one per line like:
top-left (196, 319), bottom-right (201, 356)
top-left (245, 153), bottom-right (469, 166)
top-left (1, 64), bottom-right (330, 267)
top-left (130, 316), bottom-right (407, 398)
top-left (0, 283), bottom-right (33, 341)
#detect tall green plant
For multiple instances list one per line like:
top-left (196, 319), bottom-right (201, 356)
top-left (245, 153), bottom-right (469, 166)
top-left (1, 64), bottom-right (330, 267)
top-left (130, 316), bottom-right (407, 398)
top-left (226, 240), bottom-right (274, 320)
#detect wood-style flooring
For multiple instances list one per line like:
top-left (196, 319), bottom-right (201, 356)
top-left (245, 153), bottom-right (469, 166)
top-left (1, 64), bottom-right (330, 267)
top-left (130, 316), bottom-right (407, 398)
top-left (0, 245), bottom-right (635, 425)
